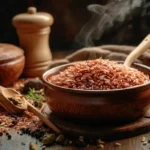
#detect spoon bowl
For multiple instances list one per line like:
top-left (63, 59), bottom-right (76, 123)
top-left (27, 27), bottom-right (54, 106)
top-left (0, 86), bottom-right (27, 113)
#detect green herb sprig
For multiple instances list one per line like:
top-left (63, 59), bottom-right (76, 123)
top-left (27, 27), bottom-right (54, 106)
top-left (27, 88), bottom-right (43, 102)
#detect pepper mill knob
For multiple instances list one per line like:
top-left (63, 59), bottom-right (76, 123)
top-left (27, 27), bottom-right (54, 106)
top-left (12, 7), bottom-right (54, 77)
top-left (28, 7), bottom-right (37, 14)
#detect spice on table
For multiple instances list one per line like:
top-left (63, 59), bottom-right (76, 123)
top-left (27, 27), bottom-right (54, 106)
top-left (42, 134), bottom-right (56, 145)
top-left (97, 138), bottom-right (105, 144)
top-left (29, 142), bottom-right (40, 150)
top-left (21, 142), bottom-right (25, 145)
top-left (0, 132), bottom-right (3, 136)
top-left (8, 97), bottom-right (22, 107)
top-left (62, 139), bottom-right (69, 146)
top-left (75, 139), bottom-right (86, 147)
top-left (143, 141), bottom-right (148, 145)
top-left (141, 136), bottom-right (146, 142)
top-left (115, 142), bottom-right (121, 146)
top-left (7, 134), bottom-right (11, 140)
top-left (0, 105), bottom-right (51, 140)
top-left (69, 140), bottom-right (73, 145)
top-left (41, 145), bottom-right (47, 150)
top-left (6, 132), bottom-right (12, 140)
top-left (97, 144), bottom-right (104, 149)
top-left (79, 136), bottom-right (84, 142)
top-left (56, 134), bottom-right (65, 144)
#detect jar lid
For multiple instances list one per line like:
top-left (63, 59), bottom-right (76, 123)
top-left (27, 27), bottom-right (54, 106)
top-left (12, 7), bottom-right (54, 29)
top-left (0, 44), bottom-right (24, 64)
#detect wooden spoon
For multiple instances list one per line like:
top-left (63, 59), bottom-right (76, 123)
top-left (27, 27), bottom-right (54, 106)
top-left (0, 86), bottom-right (61, 133)
top-left (124, 34), bottom-right (150, 66)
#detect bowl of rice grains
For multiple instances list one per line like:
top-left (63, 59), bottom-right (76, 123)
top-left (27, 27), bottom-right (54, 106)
top-left (42, 58), bottom-right (150, 121)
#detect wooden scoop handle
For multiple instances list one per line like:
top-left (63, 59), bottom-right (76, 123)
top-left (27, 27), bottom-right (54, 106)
top-left (27, 101), bottom-right (61, 133)
top-left (124, 34), bottom-right (150, 67)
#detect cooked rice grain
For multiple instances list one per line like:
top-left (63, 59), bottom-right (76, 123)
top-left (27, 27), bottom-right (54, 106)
top-left (47, 58), bottom-right (149, 90)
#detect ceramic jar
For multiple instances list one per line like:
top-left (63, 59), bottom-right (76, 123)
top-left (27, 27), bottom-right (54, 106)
top-left (12, 7), bottom-right (54, 77)
top-left (0, 43), bottom-right (25, 86)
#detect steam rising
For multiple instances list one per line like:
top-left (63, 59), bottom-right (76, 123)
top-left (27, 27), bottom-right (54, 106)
top-left (74, 0), bottom-right (146, 48)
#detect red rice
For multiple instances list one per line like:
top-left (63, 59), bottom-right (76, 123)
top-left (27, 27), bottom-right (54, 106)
top-left (0, 107), bottom-right (47, 134)
top-left (47, 58), bottom-right (149, 90)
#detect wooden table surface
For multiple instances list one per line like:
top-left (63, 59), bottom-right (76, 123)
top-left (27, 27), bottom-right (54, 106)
top-left (0, 131), bottom-right (149, 150)
top-left (0, 51), bottom-right (150, 150)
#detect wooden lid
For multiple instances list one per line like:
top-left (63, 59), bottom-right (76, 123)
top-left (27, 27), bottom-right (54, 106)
top-left (0, 43), bottom-right (24, 64)
top-left (12, 7), bottom-right (54, 29)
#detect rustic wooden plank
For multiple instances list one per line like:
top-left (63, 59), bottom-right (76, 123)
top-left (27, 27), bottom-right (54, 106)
top-left (50, 111), bottom-right (150, 140)
top-left (0, 132), bottom-right (149, 150)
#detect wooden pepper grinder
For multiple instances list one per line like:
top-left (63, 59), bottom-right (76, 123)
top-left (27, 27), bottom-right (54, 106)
top-left (12, 7), bottom-right (54, 77)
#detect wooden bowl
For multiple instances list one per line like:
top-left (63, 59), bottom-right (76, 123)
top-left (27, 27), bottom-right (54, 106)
top-left (0, 44), bottom-right (25, 86)
top-left (42, 62), bottom-right (150, 121)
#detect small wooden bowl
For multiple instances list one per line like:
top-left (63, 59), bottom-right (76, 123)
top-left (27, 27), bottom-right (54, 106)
top-left (0, 44), bottom-right (25, 86)
top-left (42, 62), bottom-right (150, 122)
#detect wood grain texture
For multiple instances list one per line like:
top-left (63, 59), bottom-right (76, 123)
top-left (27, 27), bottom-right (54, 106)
top-left (50, 112), bottom-right (150, 140)
top-left (0, 131), bottom-right (149, 150)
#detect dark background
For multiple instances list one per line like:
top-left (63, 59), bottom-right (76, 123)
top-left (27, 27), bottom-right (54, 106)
top-left (0, 0), bottom-right (149, 51)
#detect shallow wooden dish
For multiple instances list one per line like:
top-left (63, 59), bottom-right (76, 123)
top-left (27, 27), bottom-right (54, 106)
top-left (42, 62), bottom-right (150, 122)
top-left (0, 43), bottom-right (25, 86)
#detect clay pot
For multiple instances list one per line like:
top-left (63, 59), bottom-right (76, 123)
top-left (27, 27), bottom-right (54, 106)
top-left (43, 62), bottom-right (150, 122)
top-left (0, 43), bottom-right (25, 86)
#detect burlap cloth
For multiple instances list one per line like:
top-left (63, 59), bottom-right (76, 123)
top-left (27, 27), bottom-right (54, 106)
top-left (49, 45), bottom-right (150, 69)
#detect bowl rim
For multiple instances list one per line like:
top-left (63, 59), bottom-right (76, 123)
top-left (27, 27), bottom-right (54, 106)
top-left (42, 62), bottom-right (150, 93)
